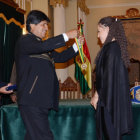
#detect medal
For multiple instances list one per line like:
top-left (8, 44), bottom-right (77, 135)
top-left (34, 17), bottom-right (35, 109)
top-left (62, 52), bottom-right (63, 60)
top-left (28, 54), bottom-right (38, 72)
top-left (81, 63), bottom-right (87, 70)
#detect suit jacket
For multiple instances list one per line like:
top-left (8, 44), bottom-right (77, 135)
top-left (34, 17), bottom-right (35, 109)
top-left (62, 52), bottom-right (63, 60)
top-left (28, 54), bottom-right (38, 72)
top-left (15, 33), bottom-right (78, 110)
top-left (95, 41), bottom-right (133, 140)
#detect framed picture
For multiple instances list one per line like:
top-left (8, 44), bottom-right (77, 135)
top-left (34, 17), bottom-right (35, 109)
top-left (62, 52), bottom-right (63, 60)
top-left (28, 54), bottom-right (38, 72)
top-left (122, 18), bottom-right (140, 60)
top-left (113, 8), bottom-right (140, 86)
top-left (114, 8), bottom-right (140, 60)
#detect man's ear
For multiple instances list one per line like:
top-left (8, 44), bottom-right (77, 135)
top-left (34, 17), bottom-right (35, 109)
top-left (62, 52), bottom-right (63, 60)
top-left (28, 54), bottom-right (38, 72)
top-left (30, 24), bottom-right (35, 32)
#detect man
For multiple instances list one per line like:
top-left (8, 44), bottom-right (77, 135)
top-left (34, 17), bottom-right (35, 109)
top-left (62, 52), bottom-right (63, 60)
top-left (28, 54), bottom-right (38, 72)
top-left (0, 82), bottom-right (13, 94)
top-left (0, 82), bottom-right (13, 106)
top-left (15, 10), bottom-right (83, 140)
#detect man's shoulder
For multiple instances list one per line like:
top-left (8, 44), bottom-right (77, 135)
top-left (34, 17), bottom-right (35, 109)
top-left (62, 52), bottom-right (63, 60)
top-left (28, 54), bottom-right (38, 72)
top-left (19, 34), bottom-right (34, 41)
top-left (15, 34), bottom-right (36, 52)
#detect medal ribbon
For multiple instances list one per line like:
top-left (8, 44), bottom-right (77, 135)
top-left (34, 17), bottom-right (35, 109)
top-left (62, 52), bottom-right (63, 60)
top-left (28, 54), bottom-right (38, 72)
top-left (75, 20), bottom-right (84, 64)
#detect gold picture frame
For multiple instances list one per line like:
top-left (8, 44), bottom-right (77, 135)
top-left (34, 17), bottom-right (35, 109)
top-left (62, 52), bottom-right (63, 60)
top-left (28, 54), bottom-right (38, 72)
top-left (113, 8), bottom-right (140, 86)
top-left (113, 8), bottom-right (140, 61)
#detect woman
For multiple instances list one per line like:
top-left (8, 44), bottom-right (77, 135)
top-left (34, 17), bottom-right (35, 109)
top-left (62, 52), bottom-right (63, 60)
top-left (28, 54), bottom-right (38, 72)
top-left (91, 16), bottom-right (133, 140)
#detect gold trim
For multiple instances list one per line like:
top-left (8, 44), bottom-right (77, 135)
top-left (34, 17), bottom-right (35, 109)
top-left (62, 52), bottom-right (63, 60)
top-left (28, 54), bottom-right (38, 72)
top-left (50, 0), bottom-right (68, 7)
top-left (77, 0), bottom-right (89, 15)
top-left (113, 8), bottom-right (140, 19)
top-left (0, 13), bottom-right (24, 28)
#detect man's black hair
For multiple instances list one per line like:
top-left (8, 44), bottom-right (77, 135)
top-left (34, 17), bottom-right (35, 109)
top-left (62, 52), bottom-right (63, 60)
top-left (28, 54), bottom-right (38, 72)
top-left (26, 10), bottom-right (50, 32)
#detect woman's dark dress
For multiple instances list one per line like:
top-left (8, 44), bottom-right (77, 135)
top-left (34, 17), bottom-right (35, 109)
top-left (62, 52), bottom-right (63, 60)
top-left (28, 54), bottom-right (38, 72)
top-left (96, 41), bottom-right (133, 140)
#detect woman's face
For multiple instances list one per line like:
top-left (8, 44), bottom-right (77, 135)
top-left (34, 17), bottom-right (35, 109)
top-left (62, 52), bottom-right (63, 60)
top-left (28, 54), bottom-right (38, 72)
top-left (97, 24), bottom-right (109, 44)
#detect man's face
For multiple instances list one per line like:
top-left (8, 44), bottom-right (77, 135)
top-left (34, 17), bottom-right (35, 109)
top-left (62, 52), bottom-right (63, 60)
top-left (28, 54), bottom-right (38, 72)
top-left (30, 20), bottom-right (48, 39)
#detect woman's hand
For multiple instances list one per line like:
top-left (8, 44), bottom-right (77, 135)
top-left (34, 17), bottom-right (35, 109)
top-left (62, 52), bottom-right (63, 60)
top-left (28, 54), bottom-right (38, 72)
top-left (90, 91), bottom-right (99, 110)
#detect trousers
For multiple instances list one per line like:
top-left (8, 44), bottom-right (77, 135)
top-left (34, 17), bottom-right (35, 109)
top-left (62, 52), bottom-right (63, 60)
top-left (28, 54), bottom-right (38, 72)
top-left (19, 105), bottom-right (54, 140)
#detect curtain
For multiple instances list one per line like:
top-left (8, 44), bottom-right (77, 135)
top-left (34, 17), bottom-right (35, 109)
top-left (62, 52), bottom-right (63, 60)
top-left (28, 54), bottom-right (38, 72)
top-left (0, 19), bottom-right (22, 82)
top-left (0, 1), bottom-right (24, 104)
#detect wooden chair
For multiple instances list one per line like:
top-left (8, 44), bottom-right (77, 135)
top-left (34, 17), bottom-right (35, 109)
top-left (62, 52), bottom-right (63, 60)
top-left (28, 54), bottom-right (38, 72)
top-left (59, 76), bottom-right (93, 100)
top-left (59, 77), bottom-right (81, 99)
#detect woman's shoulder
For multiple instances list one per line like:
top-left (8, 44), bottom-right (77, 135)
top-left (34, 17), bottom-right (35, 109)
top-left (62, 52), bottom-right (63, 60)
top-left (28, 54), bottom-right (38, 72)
top-left (105, 41), bottom-right (121, 56)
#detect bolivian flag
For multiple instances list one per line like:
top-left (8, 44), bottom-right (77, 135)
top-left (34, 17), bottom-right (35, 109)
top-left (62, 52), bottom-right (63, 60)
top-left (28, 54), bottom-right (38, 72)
top-left (75, 38), bottom-right (92, 95)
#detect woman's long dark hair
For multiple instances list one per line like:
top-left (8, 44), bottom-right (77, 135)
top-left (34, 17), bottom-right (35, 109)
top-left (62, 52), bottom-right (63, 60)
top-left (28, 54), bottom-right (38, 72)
top-left (98, 16), bottom-right (130, 68)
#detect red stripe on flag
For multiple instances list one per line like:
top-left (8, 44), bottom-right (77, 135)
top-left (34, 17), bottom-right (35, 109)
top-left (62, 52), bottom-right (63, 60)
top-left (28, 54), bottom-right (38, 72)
top-left (83, 38), bottom-right (91, 63)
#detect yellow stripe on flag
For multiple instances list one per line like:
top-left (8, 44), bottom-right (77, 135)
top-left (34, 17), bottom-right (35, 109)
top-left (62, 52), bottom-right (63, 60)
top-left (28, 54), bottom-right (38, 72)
top-left (75, 38), bottom-right (84, 63)
top-left (75, 56), bottom-right (92, 89)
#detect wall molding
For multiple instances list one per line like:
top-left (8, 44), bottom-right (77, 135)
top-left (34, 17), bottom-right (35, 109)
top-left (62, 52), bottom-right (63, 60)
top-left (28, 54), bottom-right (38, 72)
top-left (88, 2), bottom-right (140, 9)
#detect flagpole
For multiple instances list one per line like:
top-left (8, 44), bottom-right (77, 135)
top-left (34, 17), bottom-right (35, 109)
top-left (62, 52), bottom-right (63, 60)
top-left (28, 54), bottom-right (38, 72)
top-left (75, 19), bottom-right (84, 64)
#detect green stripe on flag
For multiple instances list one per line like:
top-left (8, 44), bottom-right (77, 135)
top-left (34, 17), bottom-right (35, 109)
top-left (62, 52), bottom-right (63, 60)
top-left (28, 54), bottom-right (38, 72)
top-left (75, 63), bottom-right (90, 95)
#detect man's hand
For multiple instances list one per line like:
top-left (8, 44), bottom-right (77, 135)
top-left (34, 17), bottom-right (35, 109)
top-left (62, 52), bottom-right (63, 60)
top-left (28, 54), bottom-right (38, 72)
top-left (0, 83), bottom-right (13, 94)
top-left (77, 35), bottom-right (85, 46)
top-left (90, 91), bottom-right (99, 110)
top-left (65, 29), bottom-right (80, 39)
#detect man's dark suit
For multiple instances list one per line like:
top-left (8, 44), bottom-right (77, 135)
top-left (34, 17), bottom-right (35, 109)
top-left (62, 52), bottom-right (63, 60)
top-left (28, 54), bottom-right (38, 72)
top-left (15, 33), bottom-right (78, 140)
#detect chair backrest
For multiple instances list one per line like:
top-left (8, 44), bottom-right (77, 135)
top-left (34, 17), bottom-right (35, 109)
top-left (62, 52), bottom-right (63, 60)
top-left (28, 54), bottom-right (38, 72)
top-left (59, 76), bottom-right (93, 100)
top-left (59, 77), bottom-right (81, 99)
